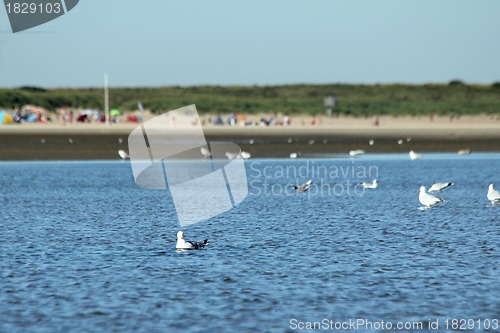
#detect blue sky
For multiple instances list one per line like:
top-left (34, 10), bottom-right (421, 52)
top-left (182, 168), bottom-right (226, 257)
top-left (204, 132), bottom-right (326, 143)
top-left (0, 0), bottom-right (499, 87)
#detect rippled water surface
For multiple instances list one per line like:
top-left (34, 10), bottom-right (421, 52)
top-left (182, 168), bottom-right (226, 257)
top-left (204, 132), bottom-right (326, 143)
top-left (1, 154), bottom-right (499, 333)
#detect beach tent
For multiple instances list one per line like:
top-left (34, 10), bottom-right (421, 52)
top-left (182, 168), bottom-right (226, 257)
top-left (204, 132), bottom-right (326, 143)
top-left (110, 109), bottom-right (121, 116)
top-left (26, 113), bottom-right (38, 122)
top-left (0, 111), bottom-right (14, 125)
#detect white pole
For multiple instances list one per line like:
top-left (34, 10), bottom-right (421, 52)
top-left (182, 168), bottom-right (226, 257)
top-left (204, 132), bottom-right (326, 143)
top-left (104, 73), bottom-right (109, 126)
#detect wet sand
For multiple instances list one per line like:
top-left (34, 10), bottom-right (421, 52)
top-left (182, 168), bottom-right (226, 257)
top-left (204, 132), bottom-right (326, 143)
top-left (1, 116), bottom-right (499, 160)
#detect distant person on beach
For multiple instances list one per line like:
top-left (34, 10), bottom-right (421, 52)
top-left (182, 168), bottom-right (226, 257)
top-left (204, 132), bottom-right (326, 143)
top-left (60, 109), bottom-right (67, 125)
top-left (77, 114), bottom-right (87, 122)
top-left (13, 109), bottom-right (21, 123)
top-left (227, 112), bottom-right (237, 126)
top-left (283, 114), bottom-right (289, 126)
top-left (127, 115), bottom-right (139, 123)
top-left (213, 115), bottom-right (223, 125)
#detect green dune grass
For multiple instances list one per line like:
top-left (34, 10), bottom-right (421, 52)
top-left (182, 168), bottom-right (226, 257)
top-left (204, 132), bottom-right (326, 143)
top-left (1, 82), bottom-right (499, 116)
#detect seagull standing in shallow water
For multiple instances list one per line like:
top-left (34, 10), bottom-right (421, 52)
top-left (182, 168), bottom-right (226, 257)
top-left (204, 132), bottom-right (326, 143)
top-left (429, 182), bottom-right (454, 192)
top-left (349, 150), bottom-right (365, 157)
top-left (487, 184), bottom-right (500, 205)
top-left (118, 150), bottom-right (129, 160)
top-left (200, 147), bottom-right (212, 158)
top-left (176, 231), bottom-right (208, 250)
top-left (419, 186), bottom-right (444, 207)
top-left (361, 179), bottom-right (378, 189)
top-left (409, 151), bottom-right (422, 160)
top-left (294, 180), bottom-right (312, 192)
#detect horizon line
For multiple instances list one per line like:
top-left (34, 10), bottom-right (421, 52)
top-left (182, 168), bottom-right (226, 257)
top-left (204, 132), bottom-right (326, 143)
top-left (2, 80), bottom-right (500, 90)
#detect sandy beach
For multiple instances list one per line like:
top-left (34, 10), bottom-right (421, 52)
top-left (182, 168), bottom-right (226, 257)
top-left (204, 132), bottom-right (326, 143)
top-left (1, 115), bottom-right (499, 160)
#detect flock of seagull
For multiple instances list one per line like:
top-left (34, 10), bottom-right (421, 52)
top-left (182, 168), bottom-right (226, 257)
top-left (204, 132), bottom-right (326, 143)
top-left (349, 149), bottom-right (471, 160)
top-left (421, 183), bottom-right (500, 207)
top-left (291, 178), bottom-right (500, 209)
top-left (133, 142), bottom-right (488, 250)
top-left (178, 181), bottom-right (499, 250)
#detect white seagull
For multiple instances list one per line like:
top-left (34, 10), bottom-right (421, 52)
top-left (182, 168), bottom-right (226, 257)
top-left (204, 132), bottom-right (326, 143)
top-left (176, 231), bottom-right (208, 250)
top-left (487, 184), bottom-right (500, 205)
top-left (361, 179), bottom-right (378, 189)
top-left (409, 151), bottom-right (422, 160)
top-left (294, 180), bottom-right (312, 192)
top-left (118, 149), bottom-right (130, 160)
top-left (429, 182), bottom-right (454, 192)
top-left (200, 147), bottom-right (212, 158)
top-left (241, 151), bottom-right (251, 159)
top-left (419, 186), bottom-right (444, 207)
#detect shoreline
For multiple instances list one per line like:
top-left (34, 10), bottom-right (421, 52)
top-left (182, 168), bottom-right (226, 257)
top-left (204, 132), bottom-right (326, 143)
top-left (1, 116), bottom-right (499, 160)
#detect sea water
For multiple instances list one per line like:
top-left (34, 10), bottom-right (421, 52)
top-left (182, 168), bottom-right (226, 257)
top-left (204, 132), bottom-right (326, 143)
top-left (0, 154), bottom-right (499, 333)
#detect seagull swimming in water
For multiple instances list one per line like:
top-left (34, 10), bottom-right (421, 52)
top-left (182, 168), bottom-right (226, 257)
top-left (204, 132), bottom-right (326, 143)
top-left (419, 186), bottom-right (444, 207)
top-left (360, 179), bottom-right (378, 189)
top-left (176, 231), bottom-right (208, 250)
top-left (428, 182), bottom-right (454, 192)
top-left (487, 184), bottom-right (500, 205)
top-left (294, 180), bottom-right (312, 192)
